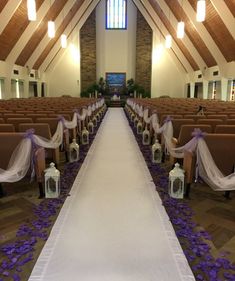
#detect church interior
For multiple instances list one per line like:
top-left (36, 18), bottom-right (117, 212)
top-left (0, 0), bottom-right (235, 280)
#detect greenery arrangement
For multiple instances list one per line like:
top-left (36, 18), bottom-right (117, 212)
top-left (81, 77), bottom-right (150, 98)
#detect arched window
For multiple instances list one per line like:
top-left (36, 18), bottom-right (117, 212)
top-left (106, 0), bottom-right (127, 29)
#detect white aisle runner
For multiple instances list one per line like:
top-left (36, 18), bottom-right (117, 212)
top-left (29, 108), bottom-right (195, 281)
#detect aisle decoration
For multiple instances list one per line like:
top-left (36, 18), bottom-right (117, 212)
top-left (168, 163), bottom-right (185, 199)
top-left (69, 139), bottom-right (80, 163)
top-left (45, 163), bottom-right (60, 199)
top-left (0, 105), bottom-right (106, 281)
top-left (151, 139), bottom-right (162, 163)
top-left (125, 105), bottom-right (235, 281)
top-left (126, 99), bottom-right (235, 192)
top-left (0, 99), bottom-right (105, 184)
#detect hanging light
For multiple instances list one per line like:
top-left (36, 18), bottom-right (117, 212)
top-left (177, 21), bottom-right (185, 39)
top-left (48, 21), bottom-right (55, 38)
top-left (61, 34), bottom-right (67, 48)
top-left (165, 35), bottom-right (172, 48)
top-left (27, 0), bottom-right (36, 21)
top-left (196, 0), bottom-right (206, 22)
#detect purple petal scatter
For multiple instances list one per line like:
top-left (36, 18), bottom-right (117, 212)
top-left (125, 108), bottom-right (235, 281)
top-left (0, 108), bottom-right (106, 281)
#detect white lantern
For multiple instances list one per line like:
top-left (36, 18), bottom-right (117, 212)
top-left (137, 120), bottom-right (143, 134)
top-left (69, 139), bottom-right (79, 163)
top-left (142, 127), bottom-right (151, 145)
top-left (93, 116), bottom-right (97, 127)
top-left (134, 116), bottom-right (139, 127)
top-left (88, 120), bottom-right (94, 134)
top-left (152, 139), bottom-right (162, 163)
top-left (168, 163), bottom-right (185, 199)
top-left (45, 163), bottom-right (60, 198)
top-left (81, 127), bottom-right (89, 145)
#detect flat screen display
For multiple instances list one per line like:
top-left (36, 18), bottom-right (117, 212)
top-left (106, 73), bottom-right (126, 87)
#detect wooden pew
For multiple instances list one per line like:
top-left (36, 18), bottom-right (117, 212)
top-left (0, 133), bottom-right (46, 198)
top-left (183, 134), bottom-right (235, 198)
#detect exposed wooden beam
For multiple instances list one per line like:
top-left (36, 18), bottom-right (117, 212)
top-left (148, 0), bottom-right (199, 71)
top-left (164, 0), bottom-right (217, 67)
top-left (224, 0), bottom-right (235, 17)
top-left (15, 0), bottom-right (69, 66)
top-left (33, 0), bottom-right (85, 69)
top-left (0, 0), bottom-right (44, 60)
top-left (188, 0), bottom-right (235, 62)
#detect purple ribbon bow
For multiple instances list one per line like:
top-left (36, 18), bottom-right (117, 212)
top-left (191, 128), bottom-right (206, 139)
top-left (164, 115), bottom-right (172, 123)
top-left (57, 115), bottom-right (65, 127)
top-left (23, 128), bottom-right (35, 139)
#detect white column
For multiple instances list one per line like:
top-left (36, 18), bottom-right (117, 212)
top-left (190, 82), bottom-right (195, 98)
top-left (37, 81), bottom-right (41, 97)
top-left (202, 80), bottom-right (209, 100)
top-left (221, 78), bottom-right (228, 101)
top-left (23, 79), bottom-right (29, 98)
top-left (4, 77), bottom-right (12, 99)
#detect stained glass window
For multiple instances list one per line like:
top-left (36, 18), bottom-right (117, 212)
top-left (106, 0), bottom-right (127, 29)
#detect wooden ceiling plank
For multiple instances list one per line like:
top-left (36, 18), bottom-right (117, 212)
top-left (138, 0), bottom-right (193, 73)
top-left (15, 0), bottom-right (69, 66)
top-left (182, 0), bottom-right (226, 65)
top-left (40, 0), bottom-right (99, 73)
top-left (164, 0), bottom-right (216, 67)
top-left (188, 0), bottom-right (235, 62)
top-left (33, 0), bottom-right (85, 69)
top-left (0, 0), bottom-right (44, 61)
top-left (0, 0), bottom-right (9, 13)
top-left (224, 0), bottom-right (235, 17)
top-left (148, 0), bottom-right (199, 71)
top-left (0, 0), bottom-right (21, 34)
top-left (210, 0), bottom-right (235, 38)
top-left (6, 0), bottom-right (54, 63)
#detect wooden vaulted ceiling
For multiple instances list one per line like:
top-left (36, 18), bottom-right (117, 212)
top-left (188, 0), bottom-right (235, 62)
top-left (0, 0), bottom-right (234, 73)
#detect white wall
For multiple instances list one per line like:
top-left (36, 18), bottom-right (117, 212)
top-left (0, 60), bottom-right (45, 99)
top-left (96, 0), bottom-right (137, 81)
top-left (151, 32), bottom-right (187, 98)
top-left (45, 30), bottom-right (81, 97)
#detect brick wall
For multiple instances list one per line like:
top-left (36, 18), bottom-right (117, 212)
top-left (135, 10), bottom-right (152, 95)
top-left (80, 11), bottom-right (96, 92)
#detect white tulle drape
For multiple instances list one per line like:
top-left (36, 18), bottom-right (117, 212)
top-left (0, 138), bottom-right (32, 182)
top-left (126, 99), bottom-right (235, 191)
top-left (197, 139), bottom-right (235, 191)
top-left (0, 99), bottom-right (105, 183)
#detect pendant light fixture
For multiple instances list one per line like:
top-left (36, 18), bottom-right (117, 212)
top-left (177, 21), bottom-right (185, 39)
top-left (196, 0), bottom-right (206, 22)
top-left (61, 34), bottom-right (67, 48)
top-left (27, 0), bottom-right (36, 21)
top-left (60, 8), bottom-right (67, 48)
top-left (165, 35), bottom-right (172, 48)
top-left (177, 0), bottom-right (185, 39)
top-left (48, 21), bottom-right (55, 38)
top-left (165, 8), bottom-right (172, 48)
top-left (48, 0), bottom-right (55, 38)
